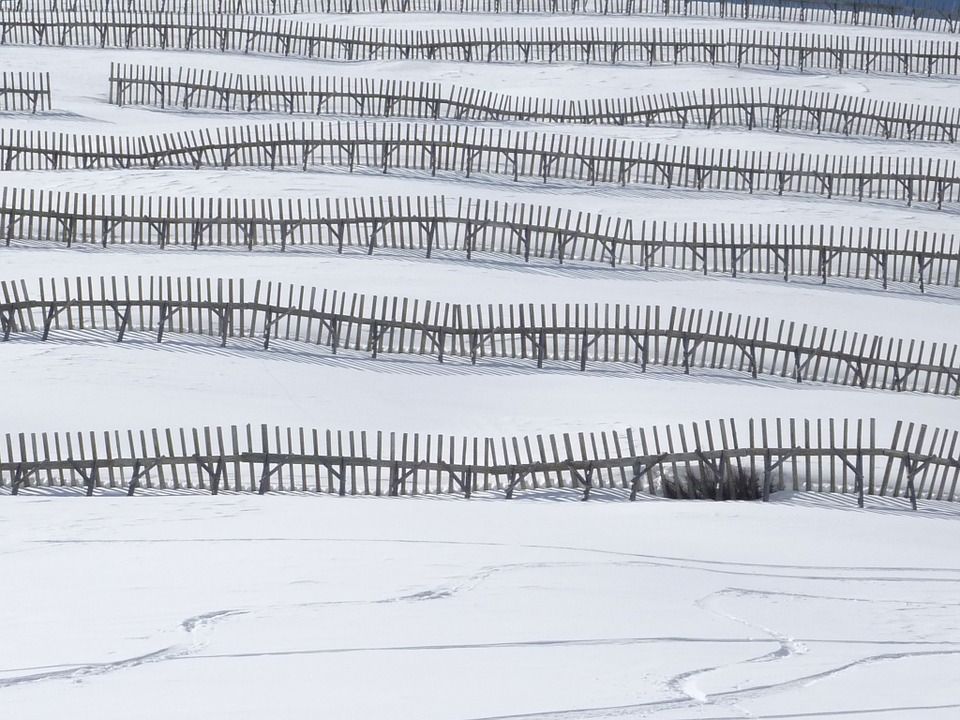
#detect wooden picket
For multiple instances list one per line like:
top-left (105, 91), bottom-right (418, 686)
top-left (2, 15), bottom-right (960, 77)
top-left (2, 121), bottom-right (960, 208)
top-left (2, 275), bottom-right (959, 396)
top-left (2, 188), bottom-right (959, 292)
top-left (1, 416), bottom-right (956, 506)
top-left (2, 0), bottom-right (957, 36)
top-left (107, 67), bottom-right (960, 144)
top-left (2, 0), bottom-right (956, 511)
top-left (0, 71), bottom-right (51, 112)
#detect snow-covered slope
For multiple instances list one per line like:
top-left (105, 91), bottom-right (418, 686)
top-left (2, 5), bottom-right (959, 717)
top-left (3, 495), bottom-right (960, 719)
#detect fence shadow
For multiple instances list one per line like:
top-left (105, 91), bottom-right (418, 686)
top-left (772, 491), bottom-right (960, 519)
top-left (12, 329), bottom-right (825, 391)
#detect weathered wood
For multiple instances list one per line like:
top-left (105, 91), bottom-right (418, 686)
top-left (3, 275), bottom-right (959, 398)
top-left (2, 417), bottom-right (955, 506)
top-left (0, 71), bottom-right (51, 113)
top-left (3, 188), bottom-right (960, 292)
top-left (108, 68), bottom-right (960, 146)
top-left (3, 16), bottom-right (960, 75)
top-left (5, 0), bottom-right (959, 37)
top-left (3, 122), bottom-right (957, 209)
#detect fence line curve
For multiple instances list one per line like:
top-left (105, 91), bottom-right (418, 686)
top-left (1, 416), bottom-right (957, 505)
top-left (1, 0), bottom-right (957, 34)
top-left (108, 66), bottom-right (960, 145)
top-left (3, 121), bottom-right (960, 208)
top-left (3, 15), bottom-right (960, 77)
top-left (3, 188), bottom-right (959, 292)
top-left (2, 274), bottom-right (959, 395)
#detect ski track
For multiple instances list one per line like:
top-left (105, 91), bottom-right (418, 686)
top-left (460, 648), bottom-right (960, 720)
top-left (665, 588), bottom-right (809, 715)
top-left (4, 541), bottom-right (958, 716)
top-left (0, 609), bottom-right (243, 690)
top-left (0, 560), bottom-right (506, 690)
top-left (29, 536), bottom-right (960, 582)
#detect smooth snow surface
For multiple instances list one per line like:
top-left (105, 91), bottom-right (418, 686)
top-left (2, 8), bottom-right (960, 719)
top-left (3, 496), bottom-right (960, 719)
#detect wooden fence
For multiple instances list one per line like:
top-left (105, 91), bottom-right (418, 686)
top-left (0, 0), bottom-right (956, 34)
top-left (2, 275), bottom-right (959, 395)
top-left (3, 14), bottom-right (960, 76)
top-left (1, 416), bottom-right (957, 505)
top-left (108, 66), bottom-right (960, 144)
top-left (2, 121), bottom-right (959, 208)
top-left (3, 188), bottom-right (959, 292)
top-left (0, 71), bottom-right (50, 113)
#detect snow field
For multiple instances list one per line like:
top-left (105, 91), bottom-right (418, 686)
top-left (7, 337), bottom-right (960, 435)
top-left (0, 22), bottom-right (959, 440)
top-left (1, 496), bottom-right (959, 719)
top-left (2, 8), bottom-right (960, 718)
top-left (0, 3), bottom-right (958, 447)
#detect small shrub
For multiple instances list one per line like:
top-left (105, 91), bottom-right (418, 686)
top-left (662, 466), bottom-right (762, 501)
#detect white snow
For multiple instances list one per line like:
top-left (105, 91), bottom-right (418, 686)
top-left (285, 11), bottom-right (960, 41)
top-left (1, 13), bottom-right (958, 458)
top-left (2, 8), bottom-right (960, 719)
top-left (5, 166), bottom-right (958, 235)
top-left (7, 337), bottom-right (960, 436)
top-left (5, 251), bottom-right (957, 338)
top-left (1, 496), bottom-right (959, 719)
top-left (5, 46), bottom-right (960, 116)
